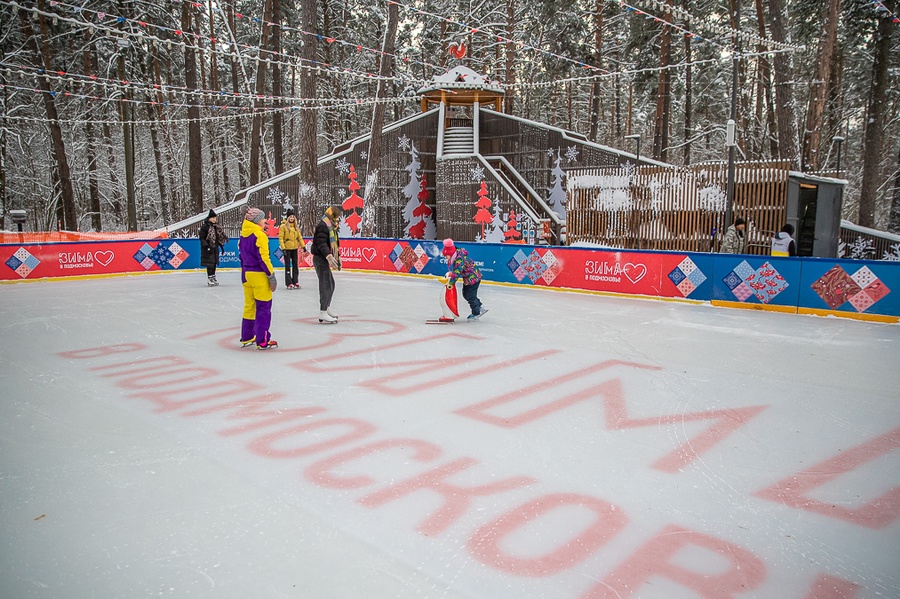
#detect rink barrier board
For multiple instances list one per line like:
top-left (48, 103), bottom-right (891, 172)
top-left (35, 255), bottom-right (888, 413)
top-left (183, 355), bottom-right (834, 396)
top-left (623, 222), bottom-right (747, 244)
top-left (1, 237), bottom-right (898, 322)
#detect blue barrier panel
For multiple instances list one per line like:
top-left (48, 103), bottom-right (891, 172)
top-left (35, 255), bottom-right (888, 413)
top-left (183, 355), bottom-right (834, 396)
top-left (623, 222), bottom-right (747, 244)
top-left (710, 254), bottom-right (803, 309)
top-left (798, 257), bottom-right (900, 318)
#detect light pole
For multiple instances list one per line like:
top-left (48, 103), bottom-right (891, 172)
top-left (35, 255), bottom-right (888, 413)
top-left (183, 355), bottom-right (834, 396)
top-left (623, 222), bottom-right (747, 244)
top-left (833, 136), bottom-right (845, 173)
top-left (724, 0), bottom-right (741, 232)
top-left (625, 133), bottom-right (641, 166)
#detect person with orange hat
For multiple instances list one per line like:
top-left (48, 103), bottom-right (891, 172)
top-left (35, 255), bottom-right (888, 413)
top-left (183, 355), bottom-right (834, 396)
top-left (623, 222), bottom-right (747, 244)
top-left (239, 207), bottom-right (278, 349)
top-left (442, 238), bottom-right (488, 320)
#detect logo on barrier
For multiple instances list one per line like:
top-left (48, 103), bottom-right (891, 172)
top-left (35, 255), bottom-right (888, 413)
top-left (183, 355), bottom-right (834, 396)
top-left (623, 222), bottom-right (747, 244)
top-left (94, 251), bottom-right (114, 267)
top-left (622, 263), bottom-right (647, 284)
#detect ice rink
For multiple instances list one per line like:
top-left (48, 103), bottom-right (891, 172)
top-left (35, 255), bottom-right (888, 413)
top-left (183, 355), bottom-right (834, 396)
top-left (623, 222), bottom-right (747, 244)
top-left (2, 269), bottom-right (899, 598)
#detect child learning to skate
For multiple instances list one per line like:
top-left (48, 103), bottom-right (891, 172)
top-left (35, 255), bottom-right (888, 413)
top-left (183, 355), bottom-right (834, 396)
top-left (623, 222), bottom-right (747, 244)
top-left (442, 238), bottom-right (487, 319)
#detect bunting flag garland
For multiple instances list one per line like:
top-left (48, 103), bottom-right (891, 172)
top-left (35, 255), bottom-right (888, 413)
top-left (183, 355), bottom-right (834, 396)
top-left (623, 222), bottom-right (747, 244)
top-left (390, 1), bottom-right (611, 75)
top-left (15, 0), bottom-right (444, 86)
top-left (620, 0), bottom-right (805, 51)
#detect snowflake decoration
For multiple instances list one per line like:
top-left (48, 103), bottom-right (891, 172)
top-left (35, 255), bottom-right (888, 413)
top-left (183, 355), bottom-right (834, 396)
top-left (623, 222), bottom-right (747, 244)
top-left (360, 151), bottom-right (368, 161)
top-left (335, 158), bottom-right (350, 176)
top-left (398, 134), bottom-right (410, 151)
top-left (266, 187), bottom-right (286, 203)
top-left (546, 148), bottom-right (556, 159)
top-left (471, 165), bottom-right (485, 181)
top-left (883, 243), bottom-right (900, 262)
top-left (565, 146), bottom-right (579, 162)
top-left (847, 236), bottom-right (875, 260)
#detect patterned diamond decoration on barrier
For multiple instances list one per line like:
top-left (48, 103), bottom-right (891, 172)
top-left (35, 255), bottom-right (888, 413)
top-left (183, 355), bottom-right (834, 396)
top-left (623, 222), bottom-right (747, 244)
top-left (148, 243), bottom-right (175, 268)
top-left (412, 245), bottom-right (429, 272)
top-left (167, 242), bottom-right (188, 268)
top-left (722, 270), bottom-right (743, 291)
top-left (668, 268), bottom-right (687, 287)
top-left (677, 279), bottom-right (696, 297)
top-left (723, 260), bottom-right (787, 304)
top-left (133, 243), bottom-right (154, 265)
top-left (811, 265), bottom-right (891, 312)
top-left (399, 245), bottom-right (417, 271)
top-left (5, 247), bottom-right (40, 278)
top-left (744, 262), bottom-right (788, 304)
top-left (667, 257), bottom-right (706, 298)
top-left (811, 265), bottom-right (862, 310)
top-left (503, 249), bottom-right (561, 285)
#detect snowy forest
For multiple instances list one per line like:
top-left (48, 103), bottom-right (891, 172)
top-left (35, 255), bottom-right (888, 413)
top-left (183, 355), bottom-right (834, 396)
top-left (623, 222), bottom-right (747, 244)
top-left (0, 0), bottom-right (898, 235)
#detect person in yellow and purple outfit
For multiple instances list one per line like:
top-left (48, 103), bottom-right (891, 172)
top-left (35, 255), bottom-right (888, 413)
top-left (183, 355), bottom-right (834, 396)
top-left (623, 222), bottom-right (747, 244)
top-left (239, 207), bottom-right (278, 350)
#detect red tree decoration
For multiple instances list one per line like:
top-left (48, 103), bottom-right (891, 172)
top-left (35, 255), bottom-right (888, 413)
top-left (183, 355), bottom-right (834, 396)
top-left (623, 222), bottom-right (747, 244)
top-left (342, 165), bottom-right (364, 234)
top-left (504, 209), bottom-right (522, 243)
top-left (408, 176), bottom-right (433, 239)
top-left (265, 212), bottom-right (279, 237)
top-left (473, 181), bottom-right (493, 239)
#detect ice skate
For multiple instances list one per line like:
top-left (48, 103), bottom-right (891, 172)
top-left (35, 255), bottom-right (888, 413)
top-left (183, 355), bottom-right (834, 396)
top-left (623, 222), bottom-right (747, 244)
top-left (257, 339), bottom-right (278, 350)
top-left (319, 311), bottom-right (337, 324)
top-left (326, 308), bottom-right (338, 320)
top-left (240, 336), bottom-right (256, 348)
top-left (207, 276), bottom-right (217, 287)
top-left (467, 308), bottom-right (488, 320)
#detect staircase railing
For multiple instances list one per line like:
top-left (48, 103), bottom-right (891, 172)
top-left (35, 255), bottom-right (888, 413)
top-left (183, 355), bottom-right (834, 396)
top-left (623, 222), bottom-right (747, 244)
top-left (483, 155), bottom-right (565, 244)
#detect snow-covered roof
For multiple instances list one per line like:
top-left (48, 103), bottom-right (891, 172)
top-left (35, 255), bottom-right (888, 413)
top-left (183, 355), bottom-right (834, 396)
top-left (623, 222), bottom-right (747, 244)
top-left (840, 219), bottom-right (900, 243)
top-left (418, 66), bottom-right (504, 95)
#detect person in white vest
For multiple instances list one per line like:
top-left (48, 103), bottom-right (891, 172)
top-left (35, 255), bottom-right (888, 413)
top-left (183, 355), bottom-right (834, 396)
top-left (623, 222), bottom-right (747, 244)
top-left (771, 224), bottom-right (797, 257)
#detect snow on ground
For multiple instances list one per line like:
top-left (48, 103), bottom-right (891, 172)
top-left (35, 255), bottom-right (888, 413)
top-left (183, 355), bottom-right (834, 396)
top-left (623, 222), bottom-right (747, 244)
top-left (1, 269), bottom-right (898, 598)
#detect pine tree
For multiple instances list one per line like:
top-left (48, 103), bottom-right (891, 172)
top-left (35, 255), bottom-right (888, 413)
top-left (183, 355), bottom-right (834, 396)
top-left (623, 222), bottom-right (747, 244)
top-left (343, 165), bottom-right (364, 235)
top-left (504, 209), bottom-right (522, 242)
top-left (473, 181), bottom-right (493, 240)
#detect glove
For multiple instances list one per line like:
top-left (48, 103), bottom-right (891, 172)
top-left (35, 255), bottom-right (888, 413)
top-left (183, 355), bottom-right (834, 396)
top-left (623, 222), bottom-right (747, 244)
top-left (268, 273), bottom-right (277, 291)
top-left (327, 254), bottom-right (340, 271)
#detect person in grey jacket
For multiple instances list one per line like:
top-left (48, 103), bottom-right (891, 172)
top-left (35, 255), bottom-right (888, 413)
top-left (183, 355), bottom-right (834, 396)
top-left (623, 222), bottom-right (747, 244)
top-left (719, 217), bottom-right (746, 254)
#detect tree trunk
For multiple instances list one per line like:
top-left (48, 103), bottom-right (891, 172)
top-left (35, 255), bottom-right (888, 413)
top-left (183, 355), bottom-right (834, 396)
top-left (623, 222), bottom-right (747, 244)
top-left (361, 0), bottom-right (399, 238)
top-left (889, 144), bottom-right (900, 234)
top-left (206, 0), bottom-right (231, 204)
top-left (271, 0), bottom-right (284, 176)
top-left (250, 0), bottom-right (274, 186)
top-left (589, 0), bottom-right (603, 141)
top-left (19, 1), bottom-right (77, 231)
top-left (503, 0), bottom-right (516, 114)
top-left (801, 0), bottom-right (840, 171)
top-left (298, 0), bottom-right (319, 232)
top-left (82, 37), bottom-right (102, 231)
top-left (754, 0), bottom-right (778, 159)
top-left (765, 0), bottom-right (799, 166)
top-left (857, 0), bottom-right (894, 228)
top-left (182, 0), bottom-right (204, 213)
top-left (652, 1), bottom-right (672, 161)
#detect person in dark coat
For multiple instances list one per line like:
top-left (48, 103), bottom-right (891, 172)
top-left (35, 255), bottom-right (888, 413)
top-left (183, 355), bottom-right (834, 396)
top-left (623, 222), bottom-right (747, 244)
top-left (309, 206), bottom-right (342, 323)
top-left (199, 209), bottom-right (228, 286)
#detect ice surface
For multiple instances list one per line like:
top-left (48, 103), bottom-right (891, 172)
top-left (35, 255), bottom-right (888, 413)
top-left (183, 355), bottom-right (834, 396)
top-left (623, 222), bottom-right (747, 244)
top-left (1, 270), bottom-right (898, 598)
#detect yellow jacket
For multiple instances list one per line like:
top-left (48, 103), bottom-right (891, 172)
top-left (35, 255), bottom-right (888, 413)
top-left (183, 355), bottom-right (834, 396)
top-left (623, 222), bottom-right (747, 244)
top-left (279, 219), bottom-right (306, 251)
top-left (239, 219), bottom-right (275, 276)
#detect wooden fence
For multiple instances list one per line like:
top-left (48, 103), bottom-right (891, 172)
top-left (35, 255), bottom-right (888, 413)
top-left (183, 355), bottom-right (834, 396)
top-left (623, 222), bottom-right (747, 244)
top-left (839, 221), bottom-right (900, 261)
top-left (566, 161), bottom-right (791, 254)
